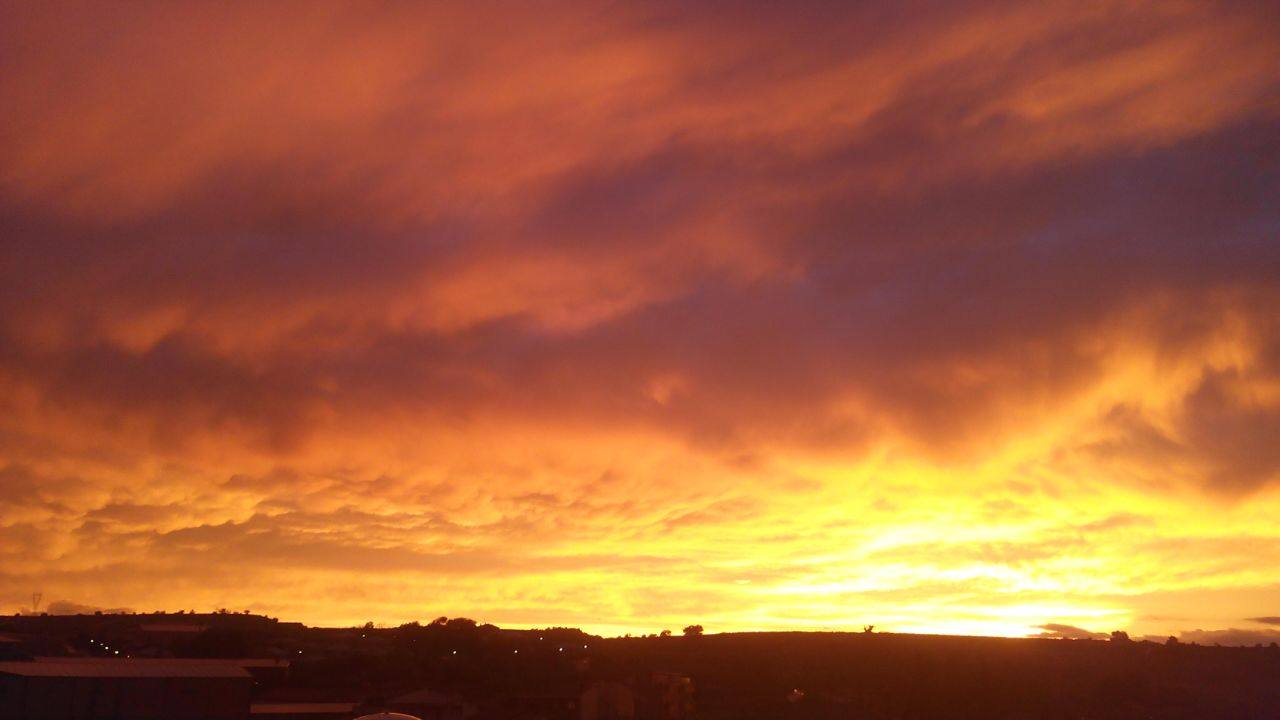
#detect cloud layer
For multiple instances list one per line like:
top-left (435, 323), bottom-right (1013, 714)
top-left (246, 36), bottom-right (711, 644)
top-left (2, 0), bottom-right (1279, 639)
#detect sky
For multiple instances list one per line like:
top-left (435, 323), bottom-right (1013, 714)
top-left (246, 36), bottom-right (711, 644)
top-left (1, 1), bottom-right (1279, 643)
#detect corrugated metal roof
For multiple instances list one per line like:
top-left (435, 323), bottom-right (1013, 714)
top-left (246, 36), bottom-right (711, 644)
top-left (0, 660), bottom-right (250, 678)
top-left (251, 702), bottom-right (358, 714)
top-left (34, 656), bottom-right (289, 668)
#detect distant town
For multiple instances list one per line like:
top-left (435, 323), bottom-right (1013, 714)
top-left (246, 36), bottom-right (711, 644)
top-left (2, 610), bottom-right (1278, 719)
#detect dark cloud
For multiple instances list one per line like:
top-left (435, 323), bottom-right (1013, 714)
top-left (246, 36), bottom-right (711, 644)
top-left (1177, 628), bottom-right (1280, 646)
top-left (41, 600), bottom-right (134, 616)
top-left (1032, 624), bottom-right (1108, 640)
top-left (0, 0), bottom-right (1278, 630)
top-left (1180, 368), bottom-right (1280, 492)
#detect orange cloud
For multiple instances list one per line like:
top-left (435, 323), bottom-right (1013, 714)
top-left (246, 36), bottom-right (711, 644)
top-left (1, 0), bottom-right (1279, 639)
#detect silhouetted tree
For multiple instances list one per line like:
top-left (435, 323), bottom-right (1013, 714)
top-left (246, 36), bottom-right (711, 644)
top-left (660, 629), bottom-right (672, 637)
top-left (683, 624), bottom-right (703, 636)
top-left (1110, 630), bottom-right (1131, 642)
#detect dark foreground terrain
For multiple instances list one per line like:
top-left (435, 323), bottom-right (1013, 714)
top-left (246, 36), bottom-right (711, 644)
top-left (3, 612), bottom-right (1278, 719)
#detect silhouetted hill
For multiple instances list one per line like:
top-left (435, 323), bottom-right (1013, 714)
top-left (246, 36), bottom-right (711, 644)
top-left (4, 614), bottom-right (1278, 718)
top-left (592, 631), bottom-right (1280, 719)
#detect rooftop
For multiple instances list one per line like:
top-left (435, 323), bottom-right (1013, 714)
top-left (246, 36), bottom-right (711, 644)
top-left (252, 702), bottom-right (358, 715)
top-left (391, 688), bottom-right (467, 705)
top-left (0, 660), bottom-right (250, 678)
top-left (34, 656), bottom-right (289, 669)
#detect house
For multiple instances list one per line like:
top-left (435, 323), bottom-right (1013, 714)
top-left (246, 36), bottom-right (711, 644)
top-left (0, 636), bottom-right (24, 662)
top-left (385, 688), bottom-right (476, 720)
top-left (491, 687), bottom-right (578, 720)
top-left (0, 659), bottom-right (252, 720)
top-left (250, 701), bottom-right (359, 720)
top-left (579, 682), bottom-right (633, 720)
top-left (579, 674), bottom-right (693, 720)
top-left (636, 673), bottom-right (692, 720)
top-left (34, 657), bottom-right (291, 687)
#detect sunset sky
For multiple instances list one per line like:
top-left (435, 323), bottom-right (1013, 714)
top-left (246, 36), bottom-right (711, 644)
top-left (2, 1), bottom-right (1279, 642)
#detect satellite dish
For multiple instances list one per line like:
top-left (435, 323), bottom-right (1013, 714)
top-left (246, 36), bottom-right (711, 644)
top-left (354, 715), bottom-right (423, 720)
